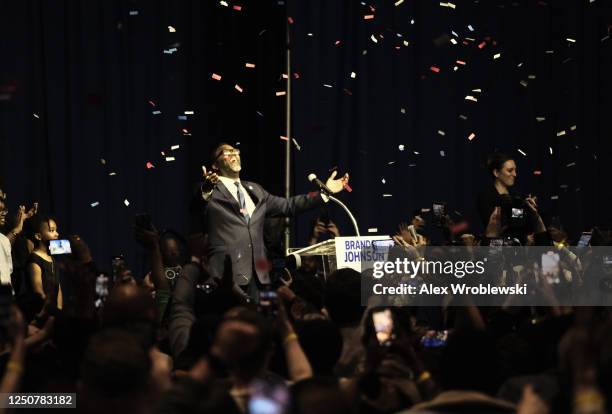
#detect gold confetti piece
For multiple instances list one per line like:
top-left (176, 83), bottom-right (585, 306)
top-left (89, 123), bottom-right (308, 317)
top-left (211, 73), bottom-right (222, 80)
top-left (184, 110), bottom-right (194, 115)
top-left (403, 40), bottom-right (409, 46)
top-left (245, 63), bottom-right (255, 68)
top-left (400, 108), bottom-right (406, 114)
top-left (165, 156), bottom-right (175, 161)
top-left (168, 26), bottom-right (176, 32)
top-left (171, 145), bottom-right (180, 150)
top-left (528, 74), bottom-right (536, 79)
top-left (570, 125), bottom-right (577, 130)
top-left (234, 84), bottom-right (243, 93)
top-left (100, 158), bottom-right (106, 164)
top-left (280, 136), bottom-right (289, 141)
top-left (493, 53), bottom-right (501, 59)
top-left (364, 14), bottom-right (375, 20)
top-left (520, 80), bottom-right (528, 87)
top-left (275, 91), bottom-right (286, 96)
top-left (394, 0), bottom-right (404, 5)
top-left (556, 130), bottom-right (566, 136)
top-left (220, 0), bottom-right (228, 6)
top-left (468, 132), bottom-right (476, 141)
top-left (472, 88), bottom-right (482, 93)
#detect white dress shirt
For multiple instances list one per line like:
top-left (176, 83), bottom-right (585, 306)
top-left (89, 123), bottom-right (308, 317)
top-left (216, 176), bottom-right (257, 217)
top-left (0, 233), bottom-right (13, 286)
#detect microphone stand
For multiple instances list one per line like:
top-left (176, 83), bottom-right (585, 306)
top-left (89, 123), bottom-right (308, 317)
top-left (327, 194), bottom-right (360, 237)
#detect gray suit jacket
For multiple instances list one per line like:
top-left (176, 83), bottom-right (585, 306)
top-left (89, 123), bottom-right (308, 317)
top-left (200, 180), bottom-right (323, 285)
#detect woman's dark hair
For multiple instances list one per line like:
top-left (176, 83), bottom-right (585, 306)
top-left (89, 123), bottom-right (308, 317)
top-left (485, 152), bottom-right (514, 178)
top-left (26, 214), bottom-right (57, 245)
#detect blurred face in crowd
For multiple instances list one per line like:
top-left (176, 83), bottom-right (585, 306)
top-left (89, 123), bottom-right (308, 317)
top-left (213, 144), bottom-right (241, 178)
top-left (160, 237), bottom-right (181, 267)
top-left (0, 200), bottom-right (7, 228)
top-left (411, 214), bottom-right (425, 230)
top-left (493, 159), bottom-right (517, 189)
top-left (36, 219), bottom-right (59, 244)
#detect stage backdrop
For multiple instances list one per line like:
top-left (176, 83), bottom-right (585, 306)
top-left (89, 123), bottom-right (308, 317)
top-left (1, 0), bottom-right (612, 276)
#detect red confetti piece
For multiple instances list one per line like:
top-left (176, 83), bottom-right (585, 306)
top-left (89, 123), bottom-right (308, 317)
top-left (276, 91), bottom-right (286, 96)
top-left (245, 63), bottom-right (255, 68)
top-left (280, 135), bottom-right (289, 141)
top-left (146, 162), bottom-right (155, 169)
top-left (343, 182), bottom-right (353, 192)
top-left (287, 16), bottom-right (294, 24)
top-left (430, 66), bottom-right (440, 73)
top-left (364, 14), bottom-right (375, 20)
top-left (533, 170), bottom-right (542, 175)
top-left (334, 40), bottom-right (341, 45)
top-left (234, 84), bottom-right (243, 93)
top-left (148, 100), bottom-right (156, 107)
top-left (456, 60), bottom-right (466, 65)
top-left (182, 128), bottom-right (189, 134)
top-left (211, 73), bottom-right (222, 81)
top-left (293, 72), bottom-right (300, 79)
top-left (478, 41), bottom-right (486, 49)
top-left (232, 5), bottom-right (242, 11)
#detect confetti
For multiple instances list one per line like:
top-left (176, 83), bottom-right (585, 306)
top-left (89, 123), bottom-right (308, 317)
top-left (413, 151), bottom-right (420, 155)
top-left (165, 157), bottom-right (175, 162)
top-left (456, 60), bottom-right (466, 65)
top-left (177, 115), bottom-right (187, 120)
top-left (520, 80), bottom-right (528, 87)
top-left (551, 195), bottom-right (559, 200)
top-left (430, 66), bottom-right (440, 73)
top-left (395, 0), bottom-right (404, 5)
top-left (533, 170), bottom-right (542, 175)
top-left (152, 110), bottom-right (161, 115)
top-left (493, 53), bottom-right (501, 59)
top-left (478, 41), bottom-right (486, 49)
top-left (91, 201), bottom-right (100, 207)
top-left (536, 116), bottom-right (546, 122)
top-left (232, 5), bottom-right (242, 11)
top-left (388, 161), bottom-right (395, 165)
top-left (171, 145), bottom-right (180, 150)
top-left (437, 130), bottom-right (446, 136)
top-left (459, 114), bottom-right (468, 120)
top-left (287, 16), bottom-right (294, 24)
top-left (292, 138), bottom-right (301, 150)
top-left (381, 178), bottom-right (386, 184)
top-left (370, 34), bottom-right (378, 43)
top-left (566, 162), bottom-right (576, 167)
top-left (368, 228), bottom-right (378, 233)
top-left (450, 38), bottom-right (458, 45)
top-left (400, 108), bottom-right (406, 114)
top-left (382, 194), bottom-right (393, 198)
top-left (275, 91), bottom-right (286, 96)
top-left (280, 136), bottom-right (289, 141)
top-left (100, 158), bottom-right (106, 165)
top-left (399, 144), bottom-right (405, 151)
top-left (570, 125), bottom-right (577, 131)
top-left (146, 162), bottom-right (155, 169)
top-left (343, 181), bottom-right (353, 192)
top-left (468, 132), bottom-right (476, 141)
top-left (184, 110), bottom-right (194, 115)
top-left (440, 150), bottom-right (446, 157)
top-left (556, 130), bottom-right (566, 136)
top-left (245, 63), bottom-right (256, 68)
top-left (129, 10), bottom-right (139, 16)
top-left (220, 0), bottom-right (228, 6)
top-left (517, 149), bottom-right (527, 156)
top-left (350, 72), bottom-right (356, 78)
top-left (211, 73), bottom-right (222, 81)
top-left (549, 147), bottom-right (553, 154)
top-left (364, 14), bottom-right (375, 20)
top-left (109, 172), bottom-right (117, 176)
top-left (323, 84), bottom-right (333, 88)
top-left (234, 84), bottom-right (243, 93)
top-left (33, 113), bottom-right (39, 118)
top-left (124, 199), bottom-right (130, 206)
top-left (467, 25), bottom-right (475, 31)
top-left (168, 26), bottom-right (176, 32)
top-left (566, 38), bottom-right (576, 43)
top-left (465, 95), bottom-right (478, 102)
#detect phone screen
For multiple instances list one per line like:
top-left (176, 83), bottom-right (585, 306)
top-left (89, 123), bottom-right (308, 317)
top-left (541, 251), bottom-right (561, 283)
top-left (49, 239), bottom-right (72, 255)
top-left (421, 330), bottom-right (449, 348)
top-left (511, 208), bottom-right (524, 219)
top-left (248, 379), bottom-right (289, 414)
top-left (577, 233), bottom-right (592, 247)
top-left (433, 203), bottom-right (445, 217)
top-left (372, 309), bottom-right (394, 346)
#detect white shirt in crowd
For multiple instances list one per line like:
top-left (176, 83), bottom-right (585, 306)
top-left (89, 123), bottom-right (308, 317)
top-left (0, 233), bottom-right (13, 286)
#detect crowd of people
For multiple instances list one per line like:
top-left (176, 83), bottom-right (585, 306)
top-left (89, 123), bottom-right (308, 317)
top-left (1, 150), bottom-right (612, 414)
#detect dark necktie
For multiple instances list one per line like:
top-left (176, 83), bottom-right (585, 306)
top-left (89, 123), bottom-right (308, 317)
top-left (235, 181), bottom-right (250, 221)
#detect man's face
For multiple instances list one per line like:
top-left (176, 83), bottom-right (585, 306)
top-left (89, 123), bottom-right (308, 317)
top-left (213, 144), bottom-right (242, 176)
top-left (0, 200), bottom-right (7, 227)
top-left (494, 160), bottom-right (517, 188)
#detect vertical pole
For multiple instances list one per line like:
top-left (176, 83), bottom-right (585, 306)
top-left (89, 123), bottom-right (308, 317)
top-left (284, 15), bottom-right (292, 254)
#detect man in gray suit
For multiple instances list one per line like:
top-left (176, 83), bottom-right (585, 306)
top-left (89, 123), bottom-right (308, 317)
top-left (199, 143), bottom-right (349, 300)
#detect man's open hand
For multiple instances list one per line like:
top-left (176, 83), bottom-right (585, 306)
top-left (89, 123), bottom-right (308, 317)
top-left (201, 166), bottom-right (220, 194)
top-left (325, 170), bottom-right (349, 194)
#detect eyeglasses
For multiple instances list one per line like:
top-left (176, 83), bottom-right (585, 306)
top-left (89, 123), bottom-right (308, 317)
top-left (215, 149), bottom-right (240, 160)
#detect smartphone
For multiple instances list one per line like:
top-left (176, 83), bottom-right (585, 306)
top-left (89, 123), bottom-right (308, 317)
top-left (511, 208), bottom-right (524, 219)
top-left (541, 251), bottom-right (560, 283)
top-left (134, 213), bottom-right (154, 231)
top-left (421, 330), bottom-right (449, 348)
top-left (49, 239), bottom-right (72, 255)
top-left (577, 232), bottom-right (592, 248)
top-left (259, 290), bottom-right (279, 317)
top-left (432, 202), bottom-right (446, 226)
top-left (248, 379), bottom-right (289, 414)
top-left (372, 309), bottom-right (394, 346)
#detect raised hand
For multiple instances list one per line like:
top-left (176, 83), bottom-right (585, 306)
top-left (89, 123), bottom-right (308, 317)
top-left (325, 170), bottom-right (350, 194)
top-left (201, 165), bottom-right (220, 193)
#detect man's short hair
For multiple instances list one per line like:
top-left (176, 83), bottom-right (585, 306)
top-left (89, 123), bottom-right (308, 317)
top-left (210, 142), bottom-right (232, 166)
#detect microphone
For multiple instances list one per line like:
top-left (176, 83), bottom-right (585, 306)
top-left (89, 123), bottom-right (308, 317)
top-left (308, 173), bottom-right (333, 194)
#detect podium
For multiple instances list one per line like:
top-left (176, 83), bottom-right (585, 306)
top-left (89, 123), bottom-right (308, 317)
top-left (287, 239), bottom-right (337, 279)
